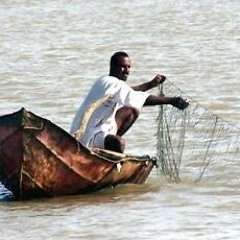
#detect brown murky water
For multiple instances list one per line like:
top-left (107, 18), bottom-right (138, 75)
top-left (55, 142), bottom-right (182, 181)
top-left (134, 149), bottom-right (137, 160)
top-left (0, 0), bottom-right (240, 239)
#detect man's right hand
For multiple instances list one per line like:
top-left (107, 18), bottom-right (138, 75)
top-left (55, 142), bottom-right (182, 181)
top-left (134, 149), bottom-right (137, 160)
top-left (150, 74), bottom-right (166, 88)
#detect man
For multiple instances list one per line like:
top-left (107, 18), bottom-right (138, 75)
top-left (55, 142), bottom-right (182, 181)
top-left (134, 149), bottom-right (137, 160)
top-left (70, 51), bottom-right (189, 153)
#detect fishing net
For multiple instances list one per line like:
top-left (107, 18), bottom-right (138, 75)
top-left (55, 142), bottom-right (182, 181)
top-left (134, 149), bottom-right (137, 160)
top-left (156, 81), bottom-right (240, 184)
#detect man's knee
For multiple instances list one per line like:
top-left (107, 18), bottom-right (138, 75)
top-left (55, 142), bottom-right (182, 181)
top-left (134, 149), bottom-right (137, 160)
top-left (116, 107), bottom-right (139, 124)
top-left (119, 106), bottom-right (139, 119)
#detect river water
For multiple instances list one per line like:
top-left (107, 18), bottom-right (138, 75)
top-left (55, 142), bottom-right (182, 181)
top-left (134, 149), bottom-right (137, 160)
top-left (0, 0), bottom-right (240, 239)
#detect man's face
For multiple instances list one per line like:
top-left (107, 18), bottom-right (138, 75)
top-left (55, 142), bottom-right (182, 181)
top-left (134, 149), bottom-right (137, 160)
top-left (113, 56), bottom-right (131, 81)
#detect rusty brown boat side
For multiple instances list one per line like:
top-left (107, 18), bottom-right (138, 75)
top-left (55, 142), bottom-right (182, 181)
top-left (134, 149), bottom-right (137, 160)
top-left (0, 108), bottom-right (156, 200)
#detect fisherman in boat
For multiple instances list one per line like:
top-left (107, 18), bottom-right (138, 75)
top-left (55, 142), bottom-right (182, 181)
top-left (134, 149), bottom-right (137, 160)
top-left (70, 51), bottom-right (189, 153)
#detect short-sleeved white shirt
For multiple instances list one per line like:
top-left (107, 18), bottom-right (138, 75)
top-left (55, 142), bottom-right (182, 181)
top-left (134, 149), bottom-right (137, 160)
top-left (70, 76), bottom-right (150, 148)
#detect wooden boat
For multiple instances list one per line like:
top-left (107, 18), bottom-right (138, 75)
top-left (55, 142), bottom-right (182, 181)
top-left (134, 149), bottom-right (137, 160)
top-left (0, 108), bottom-right (157, 200)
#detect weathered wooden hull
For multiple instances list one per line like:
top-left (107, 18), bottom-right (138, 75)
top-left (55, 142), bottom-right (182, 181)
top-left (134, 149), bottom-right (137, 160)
top-left (0, 108), bottom-right (156, 200)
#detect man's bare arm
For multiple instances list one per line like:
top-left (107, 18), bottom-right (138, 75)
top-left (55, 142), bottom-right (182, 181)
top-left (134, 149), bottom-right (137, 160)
top-left (144, 95), bottom-right (189, 110)
top-left (131, 74), bottom-right (166, 91)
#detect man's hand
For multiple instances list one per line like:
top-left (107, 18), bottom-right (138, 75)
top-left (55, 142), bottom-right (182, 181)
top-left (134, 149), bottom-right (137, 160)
top-left (170, 97), bottom-right (189, 110)
top-left (150, 74), bottom-right (166, 88)
top-left (132, 74), bottom-right (166, 92)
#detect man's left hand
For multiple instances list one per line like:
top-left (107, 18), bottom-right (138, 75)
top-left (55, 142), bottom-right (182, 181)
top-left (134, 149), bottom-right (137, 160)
top-left (170, 97), bottom-right (189, 110)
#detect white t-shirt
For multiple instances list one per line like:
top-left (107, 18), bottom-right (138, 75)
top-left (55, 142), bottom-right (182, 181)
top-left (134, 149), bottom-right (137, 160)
top-left (70, 76), bottom-right (150, 148)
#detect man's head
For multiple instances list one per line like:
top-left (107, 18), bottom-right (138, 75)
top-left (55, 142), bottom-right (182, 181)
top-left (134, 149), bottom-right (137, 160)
top-left (109, 51), bottom-right (131, 81)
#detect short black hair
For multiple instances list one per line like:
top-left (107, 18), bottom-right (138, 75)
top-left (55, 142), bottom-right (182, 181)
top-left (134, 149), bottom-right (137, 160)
top-left (110, 51), bottom-right (129, 68)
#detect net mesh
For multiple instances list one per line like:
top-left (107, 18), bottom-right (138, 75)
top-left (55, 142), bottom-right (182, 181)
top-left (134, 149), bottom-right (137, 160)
top-left (156, 81), bottom-right (240, 183)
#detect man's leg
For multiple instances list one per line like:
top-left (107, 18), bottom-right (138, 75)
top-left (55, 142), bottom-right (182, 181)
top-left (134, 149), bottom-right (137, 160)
top-left (115, 106), bottom-right (139, 136)
top-left (104, 107), bottom-right (139, 153)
